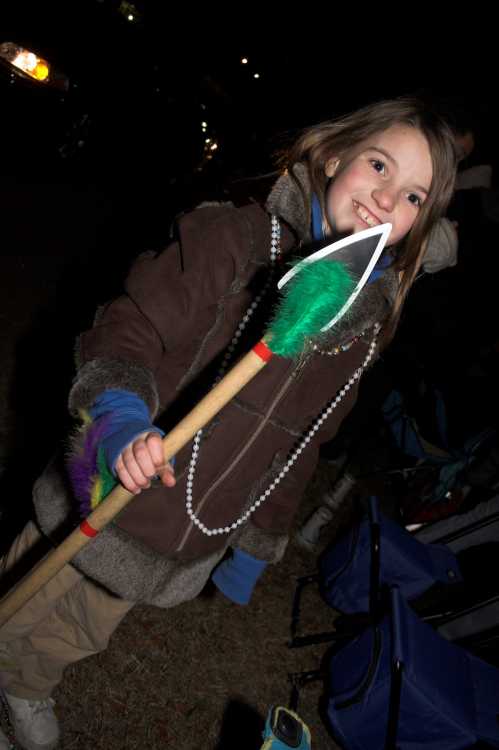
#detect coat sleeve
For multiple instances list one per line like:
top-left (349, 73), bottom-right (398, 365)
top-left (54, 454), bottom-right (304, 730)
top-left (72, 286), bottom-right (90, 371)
top-left (68, 207), bottom-right (242, 417)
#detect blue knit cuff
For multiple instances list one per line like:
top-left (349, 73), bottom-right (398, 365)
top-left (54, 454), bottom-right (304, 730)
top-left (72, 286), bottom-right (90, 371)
top-left (212, 548), bottom-right (267, 605)
top-left (89, 389), bottom-right (164, 475)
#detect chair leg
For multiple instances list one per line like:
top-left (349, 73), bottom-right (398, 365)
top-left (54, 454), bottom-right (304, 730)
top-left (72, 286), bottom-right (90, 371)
top-left (288, 669), bottom-right (325, 712)
top-left (288, 630), bottom-right (347, 649)
top-left (290, 574), bottom-right (319, 640)
top-left (385, 659), bottom-right (403, 750)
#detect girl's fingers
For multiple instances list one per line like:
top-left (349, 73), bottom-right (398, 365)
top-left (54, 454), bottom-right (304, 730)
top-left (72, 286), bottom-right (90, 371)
top-left (159, 462), bottom-right (176, 488)
top-left (120, 438), bottom-right (153, 490)
top-left (115, 456), bottom-right (143, 495)
top-left (145, 432), bottom-right (167, 469)
top-left (144, 434), bottom-right (176, 487)
top-left (116, 432), bottom-right (175, 493)
top-left (121, 454), bottom-right (151, 490)
top-left (129, 436), bottom-right (157, 479)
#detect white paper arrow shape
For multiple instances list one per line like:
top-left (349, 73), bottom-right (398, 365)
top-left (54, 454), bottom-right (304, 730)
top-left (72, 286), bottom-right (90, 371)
top-left (277, 222), bottom-right (392, 332)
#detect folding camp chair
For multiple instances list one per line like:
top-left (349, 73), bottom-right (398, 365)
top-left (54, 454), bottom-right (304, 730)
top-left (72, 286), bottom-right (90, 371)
top-left (414, 493), bottom-right (499, 659)
top-left (289, 496), bottom-right (462, 649)
top-left (327, 587), bottom-right (499, 749)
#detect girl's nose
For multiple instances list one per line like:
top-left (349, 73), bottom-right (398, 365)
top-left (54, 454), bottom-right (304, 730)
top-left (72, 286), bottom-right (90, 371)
top-left (372, 187), bottom-right (396, 213)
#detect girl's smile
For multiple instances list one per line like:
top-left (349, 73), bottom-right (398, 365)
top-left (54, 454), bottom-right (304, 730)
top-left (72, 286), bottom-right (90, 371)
top-left (324, 124), bottom-right (433, 245)
top-left (352, 199), bottom-right (382, 228)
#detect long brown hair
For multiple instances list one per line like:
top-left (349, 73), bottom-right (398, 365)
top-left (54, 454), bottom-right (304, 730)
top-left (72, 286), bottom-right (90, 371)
top-left (282, 96), bottom-right (457, 343)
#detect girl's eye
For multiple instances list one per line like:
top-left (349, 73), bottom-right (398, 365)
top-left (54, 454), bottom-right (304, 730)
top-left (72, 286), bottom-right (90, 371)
top-left (408, 193), bottom-right (423, 208)
top-left (370, 159), bottom-right (385, 175)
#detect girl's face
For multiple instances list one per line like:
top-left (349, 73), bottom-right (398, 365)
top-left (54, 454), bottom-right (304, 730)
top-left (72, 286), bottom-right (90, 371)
top-left (324, 125), bottom-right (433, 246)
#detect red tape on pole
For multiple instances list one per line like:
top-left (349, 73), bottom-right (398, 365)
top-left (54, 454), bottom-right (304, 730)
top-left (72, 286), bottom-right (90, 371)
top-left (252, 340), bottom-right (273, 362)
top-left (80, 520), bottom-right (98, 538)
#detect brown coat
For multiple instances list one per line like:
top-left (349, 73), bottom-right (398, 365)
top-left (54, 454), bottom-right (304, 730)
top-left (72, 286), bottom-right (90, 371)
top-left (78, 201), bottom-right (392, 554)
top-left (33, 199), bottom-right (397, 603)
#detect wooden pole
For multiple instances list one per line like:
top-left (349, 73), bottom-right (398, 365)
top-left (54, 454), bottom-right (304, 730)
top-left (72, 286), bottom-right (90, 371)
top-left (0, 345), bottom-right (269, 628)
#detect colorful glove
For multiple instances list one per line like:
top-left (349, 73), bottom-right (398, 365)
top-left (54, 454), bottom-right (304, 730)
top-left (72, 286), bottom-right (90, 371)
top-left (67, 388), bottom-right (165, 518)
top-left (212, 548), bottom-right (268, 605)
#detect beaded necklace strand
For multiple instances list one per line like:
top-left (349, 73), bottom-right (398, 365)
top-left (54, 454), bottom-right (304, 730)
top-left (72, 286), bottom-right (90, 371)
top-left (185, 215), bottom-right (380, 537)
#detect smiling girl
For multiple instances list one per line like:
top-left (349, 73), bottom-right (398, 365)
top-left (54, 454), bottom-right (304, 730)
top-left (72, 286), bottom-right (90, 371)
top-left (0, 96), bottom-right (457, 750)
top-left (287, 98), bottom-right (456, 343)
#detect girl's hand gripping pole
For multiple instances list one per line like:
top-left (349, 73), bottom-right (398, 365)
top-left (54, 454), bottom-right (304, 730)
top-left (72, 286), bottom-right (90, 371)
top-left (0, 341), bottom-right (272, 628)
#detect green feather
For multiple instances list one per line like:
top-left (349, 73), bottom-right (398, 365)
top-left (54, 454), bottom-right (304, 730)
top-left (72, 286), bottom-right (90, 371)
top-left (269, 259), bottom-right (355, 358)
top-left (96, 446), bottom-right (117, 500)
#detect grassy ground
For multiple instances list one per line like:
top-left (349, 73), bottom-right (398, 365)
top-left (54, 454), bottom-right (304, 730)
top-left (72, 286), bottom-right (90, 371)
top-left (1, 464), bottom-right (356, 750)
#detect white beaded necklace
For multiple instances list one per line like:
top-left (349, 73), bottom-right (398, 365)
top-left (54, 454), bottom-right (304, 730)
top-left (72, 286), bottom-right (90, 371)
top-left (185, 215), bottom-right (380, 537)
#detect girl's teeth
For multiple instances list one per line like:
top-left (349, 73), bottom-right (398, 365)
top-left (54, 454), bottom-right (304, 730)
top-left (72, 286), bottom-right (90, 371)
top-left (354, 202), bottom-right (379, 226)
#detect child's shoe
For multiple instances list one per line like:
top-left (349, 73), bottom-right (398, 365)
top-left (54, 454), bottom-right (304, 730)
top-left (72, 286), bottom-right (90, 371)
top-left (1, 692), bottom-right (59, 750)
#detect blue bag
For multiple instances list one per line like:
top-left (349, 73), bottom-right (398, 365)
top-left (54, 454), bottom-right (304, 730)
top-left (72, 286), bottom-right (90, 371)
top-left (327, 587), bottom-right (499, 749)
top-left (319, 497), bottom-right (461, 614)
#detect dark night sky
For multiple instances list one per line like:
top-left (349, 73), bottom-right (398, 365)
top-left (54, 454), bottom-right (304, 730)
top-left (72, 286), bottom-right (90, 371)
top-left (1, 2), bottom-right (498, 256)
top-left (0, 2), bottom-right (498, 492)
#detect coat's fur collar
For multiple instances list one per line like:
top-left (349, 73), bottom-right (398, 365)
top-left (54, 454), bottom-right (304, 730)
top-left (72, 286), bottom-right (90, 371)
top-left (265, 163), bottom-right (312, 242)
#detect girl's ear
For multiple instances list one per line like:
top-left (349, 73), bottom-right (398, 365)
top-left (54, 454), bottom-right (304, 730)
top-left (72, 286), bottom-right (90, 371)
top-left (325, 158), bottom-right (340, 178)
